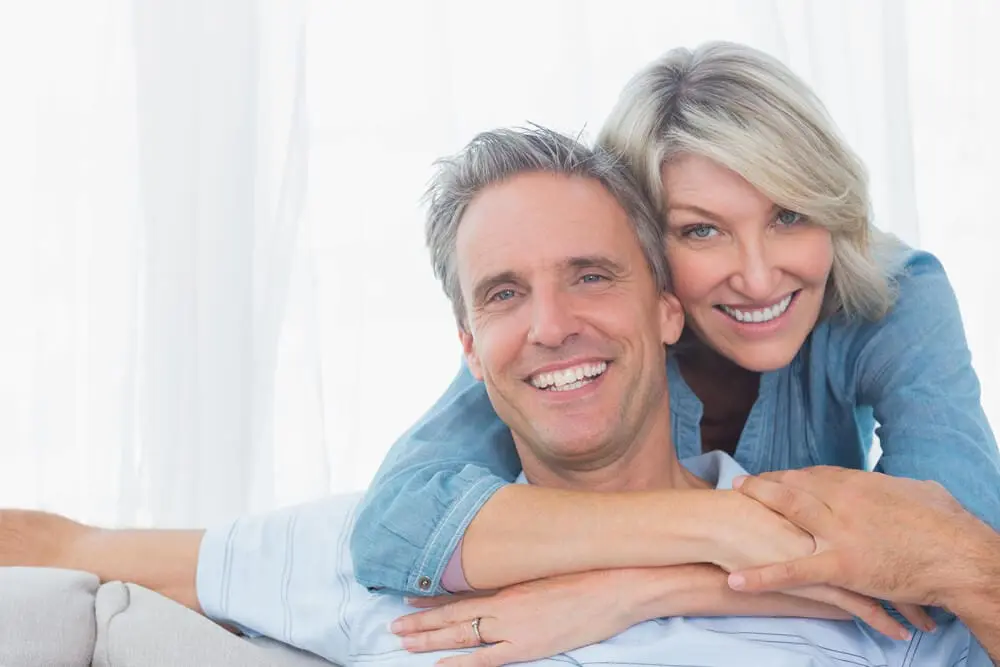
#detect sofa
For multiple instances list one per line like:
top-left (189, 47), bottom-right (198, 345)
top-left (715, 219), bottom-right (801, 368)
top-left (0, 567), bottom-right (336, 666)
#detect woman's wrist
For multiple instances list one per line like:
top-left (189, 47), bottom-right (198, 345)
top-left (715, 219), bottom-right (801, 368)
top-left (611, 565), bottom-right (720, 625)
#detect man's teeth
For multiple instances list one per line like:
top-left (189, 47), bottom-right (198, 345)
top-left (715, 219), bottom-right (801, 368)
top-left (530, 361), bottom-right (607, 391)
top-left (720, 293), bottom-right (794, 323)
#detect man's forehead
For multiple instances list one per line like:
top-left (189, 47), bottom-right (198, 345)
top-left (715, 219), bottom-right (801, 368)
top-left (455, 172), bottom-right (635, 281)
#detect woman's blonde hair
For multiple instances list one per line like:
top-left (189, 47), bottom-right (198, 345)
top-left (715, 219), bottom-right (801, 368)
top-left (597, 41), bottom-right (903, 320)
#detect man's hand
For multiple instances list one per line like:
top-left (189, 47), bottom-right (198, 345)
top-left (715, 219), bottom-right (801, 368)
top-left (727, 466), bottom-right (982, 608)
top-left (711, 489), bottom-right (931, 635)
top-left (0, 509), bottom-right (94, 569)
top-left (0, 508), bottom-right (205, 612)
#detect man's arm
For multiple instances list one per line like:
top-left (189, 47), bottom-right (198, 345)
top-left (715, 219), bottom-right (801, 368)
top-left (0, 510), bottom-right (203, 611)
top-left (730, 467), bottom-right (1000, 661)
top-left (935, 524), bottom-right (1000, 662)
top-left (0, 497), bottom-right (361, 665)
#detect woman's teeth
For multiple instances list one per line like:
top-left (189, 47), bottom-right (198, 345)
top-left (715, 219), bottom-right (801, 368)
top-left (719, 293), bottom-right (794, 323)
top-left (531, 361), bottom-right (607, 391)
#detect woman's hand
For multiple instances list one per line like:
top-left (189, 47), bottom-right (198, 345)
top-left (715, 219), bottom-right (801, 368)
top-left (391, 564), bottom-right (926, 666)
top-left (390, 569), bottom-right (650, 667)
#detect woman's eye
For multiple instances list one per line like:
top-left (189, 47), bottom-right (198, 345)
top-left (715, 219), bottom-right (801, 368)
top-left (489, 288), bottom-right (517, 303)
top-left (776, 209), bottom-right (803, 226)
top-left (683, 224), bottom-right (718, 239)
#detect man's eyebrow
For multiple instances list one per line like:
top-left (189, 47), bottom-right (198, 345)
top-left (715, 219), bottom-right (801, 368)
top-left (471, 271), bottom-right (519, 305)
top-left (566, 255), bottom-right (628, 275)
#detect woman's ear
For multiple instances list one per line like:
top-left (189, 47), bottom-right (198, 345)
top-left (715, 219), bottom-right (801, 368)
top-left (659, 292), bottom-right (685, 345)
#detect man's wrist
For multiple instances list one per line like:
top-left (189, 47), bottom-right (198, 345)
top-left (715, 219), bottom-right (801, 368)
top-left (933, 520), bottom-right (1000, 613)
top-left (66, 527), bottom-right (115, 580)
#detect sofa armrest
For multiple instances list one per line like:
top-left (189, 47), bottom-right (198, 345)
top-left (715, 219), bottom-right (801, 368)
top-left (0, 567), bottom-right (99, 667)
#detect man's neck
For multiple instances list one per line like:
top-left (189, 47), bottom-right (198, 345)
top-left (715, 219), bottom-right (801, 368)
top-left (517, 389), bottom-right (711, 493)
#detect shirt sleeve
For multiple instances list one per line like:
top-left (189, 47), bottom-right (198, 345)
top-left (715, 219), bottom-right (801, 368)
top-left (349, 361), bottom-right (521, 596)
top-left (850, 251), bottom-right (1000, 530)
top-left (196, 494), bottom-right (362, 664)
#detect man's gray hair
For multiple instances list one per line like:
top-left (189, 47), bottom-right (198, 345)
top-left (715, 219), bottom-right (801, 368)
top-left (425, 125), bottom-right (669, 329)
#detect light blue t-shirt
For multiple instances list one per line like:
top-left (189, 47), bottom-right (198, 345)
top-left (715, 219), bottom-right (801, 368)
top-left (350, 249), bottom-right (1000, 596)
top-left (197, 451), bottom-right (991, 666)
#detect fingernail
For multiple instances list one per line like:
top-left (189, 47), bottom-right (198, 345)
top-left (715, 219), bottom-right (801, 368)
top-left (925, 621), bottom-right (937, 633)
top-left (390, 620), bottom-right (403, 634)
top-left (401, 636), bottom-right (416, 649)
top-left (728, 573), bottom-right (745, 590)
top-left (900, 629), bottom-right (912, 641)
top-left (732, 475), bottom-right (746, 489)
top-left (403, 597), bottom-right (415, 605)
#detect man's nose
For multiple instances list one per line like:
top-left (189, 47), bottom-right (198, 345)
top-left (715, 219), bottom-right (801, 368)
top-left (527, 290), bottom-right (581, 348)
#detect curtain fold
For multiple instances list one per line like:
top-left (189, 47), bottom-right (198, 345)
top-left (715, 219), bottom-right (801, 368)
top-left (1, 0), bottom-right (996, 523)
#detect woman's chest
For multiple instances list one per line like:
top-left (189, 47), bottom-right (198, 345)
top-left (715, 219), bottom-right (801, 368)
top-left (671, 357), bottom-right (872, 473)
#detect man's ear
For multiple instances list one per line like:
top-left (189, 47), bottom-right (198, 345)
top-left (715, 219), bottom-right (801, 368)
top-left (659, 292), bottom-right (685, 345)
top-left (458, 327), bottom-right (484, 380)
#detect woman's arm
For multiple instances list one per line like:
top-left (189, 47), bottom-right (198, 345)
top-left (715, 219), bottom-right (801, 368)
top-left (350, 363), bottom-right (521, 595)
top-left (350, 360), bottom-right (823, 597)
top-left (391, 564), bottom-right (917, 666)
top-left (459, 486), bottom-right (809, 591)
top-left (852, 251), bottom-right (1000, 530)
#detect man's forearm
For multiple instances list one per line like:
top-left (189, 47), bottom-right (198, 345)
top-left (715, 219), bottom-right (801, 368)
top-left (940, 527), bottom-right (1000, 662)
top-left (71, 528), bottom-right (205, 612)
top-left (462, 486), bottom-right (786, 590)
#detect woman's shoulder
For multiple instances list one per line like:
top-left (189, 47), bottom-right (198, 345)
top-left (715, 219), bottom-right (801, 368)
top-left (807, 245), bottom-right (964, 390)
top-left (824, 245), bottom-right (956, 339)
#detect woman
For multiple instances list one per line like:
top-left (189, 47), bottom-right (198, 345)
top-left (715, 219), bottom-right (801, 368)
top-left (354, 42), bottom-right (1000, 660)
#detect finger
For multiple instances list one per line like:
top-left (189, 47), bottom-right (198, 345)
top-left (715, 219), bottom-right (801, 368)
top-left (400, 622), bottom-right (487, 653)
top-left (437, 642), bottom-right (517, 667)
top-left (393, 601), bottom-right (478, 635)
top-left (729, 552), bottom-right (840, 592)
top-left (820, 588), bottom-right (911, 641)
top-left (894, 602), bottom-right (936, 633)
top-left (758, 466), bottom-right (851, 495)
top-left (737, 476), bottom-right (834, 534)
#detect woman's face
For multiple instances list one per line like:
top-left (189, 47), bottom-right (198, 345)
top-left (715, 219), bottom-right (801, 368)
top-left (661, 154), bottom-right (834, 372)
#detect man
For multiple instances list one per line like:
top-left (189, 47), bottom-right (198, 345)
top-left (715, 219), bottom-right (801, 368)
top-left (729, 466), bottom-right (1000, 662)
top-left (0, 126), bottom-right (991, 665)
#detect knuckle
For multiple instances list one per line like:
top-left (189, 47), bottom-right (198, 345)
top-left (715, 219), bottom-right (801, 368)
top-left (773, 485), bottom-right (800, 512)
top-left (453, 625), bottom-right (474, 647)
top-left (779, 560), bottom-right (800, 582)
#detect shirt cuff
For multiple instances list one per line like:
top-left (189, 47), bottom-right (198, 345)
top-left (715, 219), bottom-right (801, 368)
top-left (195, 520), bottom-right (261, 638)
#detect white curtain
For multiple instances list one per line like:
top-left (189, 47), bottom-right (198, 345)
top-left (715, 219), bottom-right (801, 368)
top-left (2, 0), bottom-right (997, 526)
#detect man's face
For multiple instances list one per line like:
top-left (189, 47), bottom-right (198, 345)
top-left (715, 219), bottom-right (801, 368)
top-left (456, 172), bottom-right (684, 472)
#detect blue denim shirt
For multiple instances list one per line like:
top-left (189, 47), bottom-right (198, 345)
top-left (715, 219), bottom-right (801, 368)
top-left (351, 250), bottom-right (1000, 595)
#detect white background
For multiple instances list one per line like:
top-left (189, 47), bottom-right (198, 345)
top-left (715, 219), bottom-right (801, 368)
top-left (0, 0), bottom-right (997, 527)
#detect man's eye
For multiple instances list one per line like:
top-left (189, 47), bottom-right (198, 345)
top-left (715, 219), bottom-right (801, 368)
top-left (489, 288), bottom-right (517, 302)
top-left (682, 224), bottom-right (718, 239)
top-left (776, 209), bottom-right (804, 226)
top-left (580, 273), bottom-right (608, 284)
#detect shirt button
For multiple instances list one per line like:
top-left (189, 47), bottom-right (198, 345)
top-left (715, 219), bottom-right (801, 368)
top-left (417, 576), bottom-right (432, 591)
